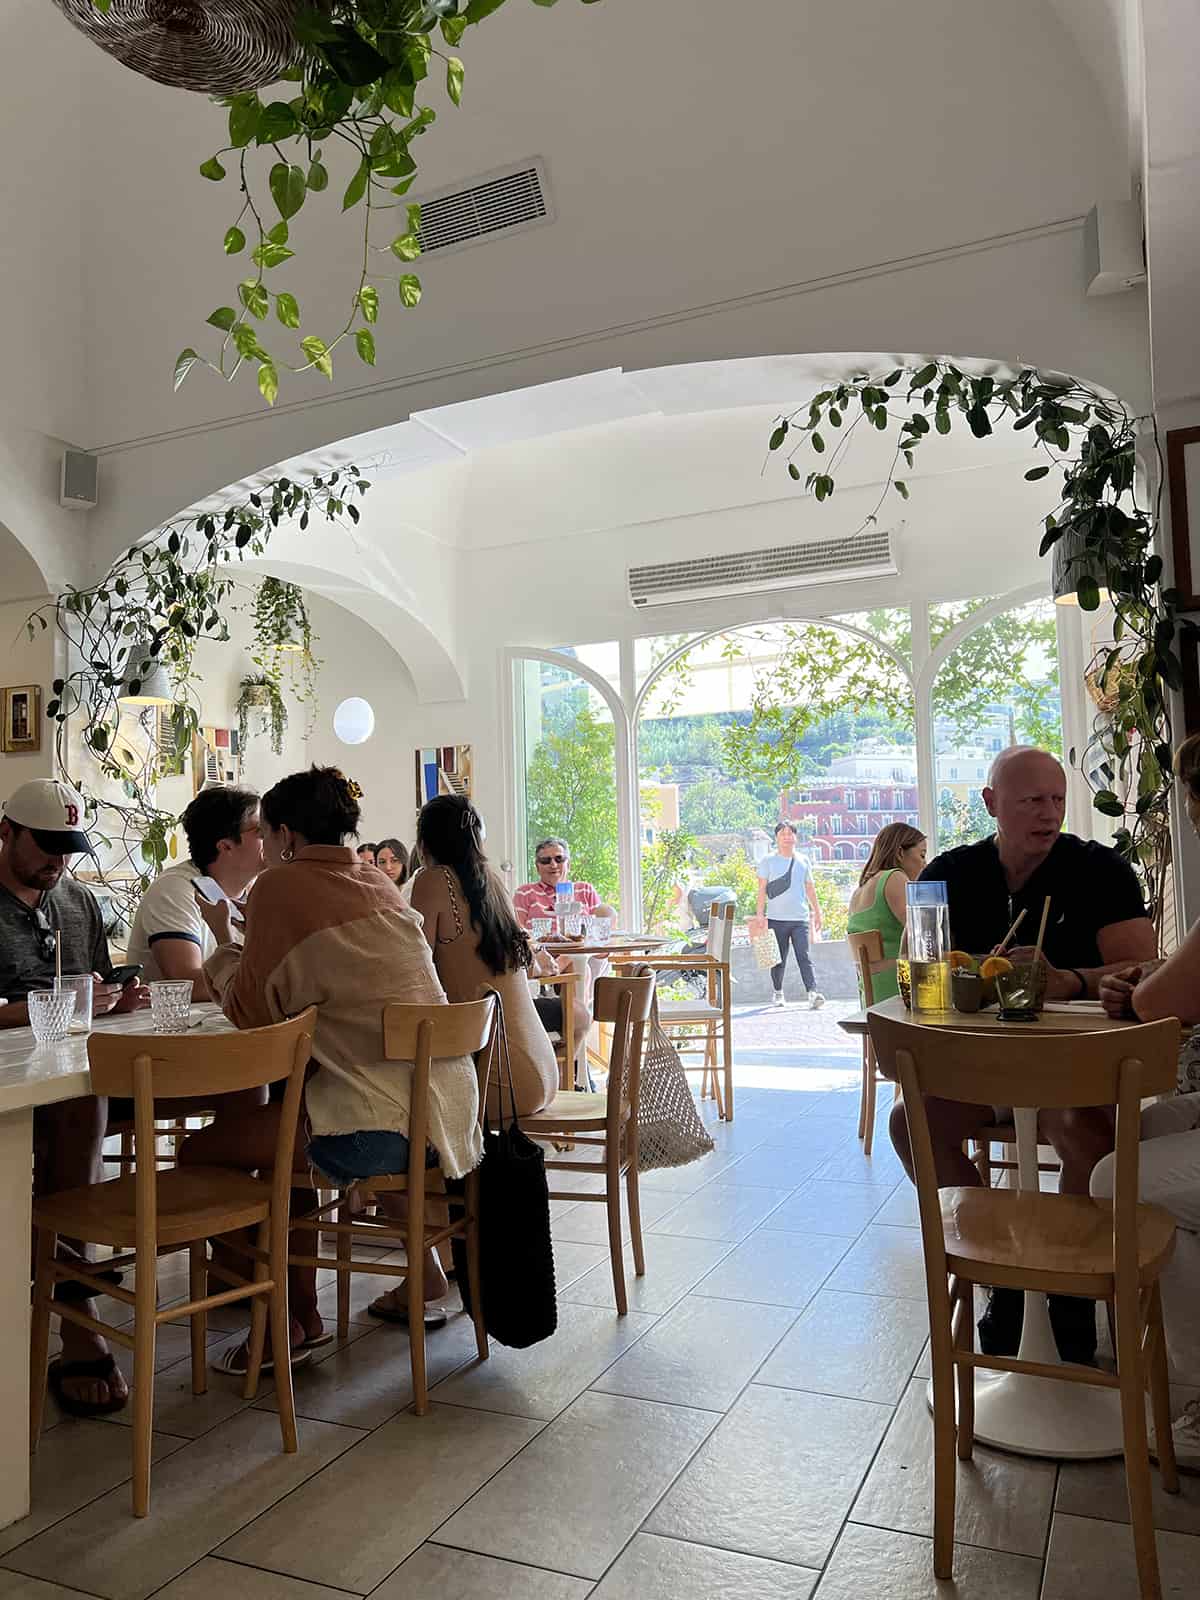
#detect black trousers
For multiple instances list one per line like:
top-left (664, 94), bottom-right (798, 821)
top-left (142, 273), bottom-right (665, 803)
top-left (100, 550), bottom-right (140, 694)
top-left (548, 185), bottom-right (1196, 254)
top-left (769, 919), bottom-right (816, 992)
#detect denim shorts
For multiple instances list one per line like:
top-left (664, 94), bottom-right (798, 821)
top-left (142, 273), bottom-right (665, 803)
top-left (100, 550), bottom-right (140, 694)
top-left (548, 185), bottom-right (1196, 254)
top-left (306, 1130), bottom-right (415, 1185)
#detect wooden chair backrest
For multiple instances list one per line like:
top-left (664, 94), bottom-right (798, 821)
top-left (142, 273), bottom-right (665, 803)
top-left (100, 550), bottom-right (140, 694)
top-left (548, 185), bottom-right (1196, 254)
top-left (383, 996), bottom-right (498, 1156)
top-left (706, 901), bottom-right (735, 963)
top-left (872, 1010), bottom-right (1180, 1340)
top-left (847, 928), bottom-right (885, 1006)
top-left (595, 971), bottom-right (655, 1121)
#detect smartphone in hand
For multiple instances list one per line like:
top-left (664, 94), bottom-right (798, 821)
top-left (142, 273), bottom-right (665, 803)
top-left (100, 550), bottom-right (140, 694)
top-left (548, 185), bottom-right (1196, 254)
top-left (192, 876), bottom-right (228, 906)
top-left (108, 964), bottom-right (144, 988)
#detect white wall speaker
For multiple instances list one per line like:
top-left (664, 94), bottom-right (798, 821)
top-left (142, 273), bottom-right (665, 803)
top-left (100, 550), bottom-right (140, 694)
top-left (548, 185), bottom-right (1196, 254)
top-left (60, 448), bottom-right (98, 510)
top-left (1083, 201), bottom-right (1146, 297)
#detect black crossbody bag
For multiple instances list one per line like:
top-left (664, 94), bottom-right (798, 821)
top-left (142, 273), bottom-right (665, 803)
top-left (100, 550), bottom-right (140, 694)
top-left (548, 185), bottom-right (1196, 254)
top-left (765, 858), bottom-right (795, 901)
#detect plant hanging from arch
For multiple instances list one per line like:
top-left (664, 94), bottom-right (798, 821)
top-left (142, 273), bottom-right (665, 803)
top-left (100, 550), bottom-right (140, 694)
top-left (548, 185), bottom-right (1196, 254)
top-left (64, 1), bottom-right (603, 404)
top-left (764, 364), bottom-right (1181, 927)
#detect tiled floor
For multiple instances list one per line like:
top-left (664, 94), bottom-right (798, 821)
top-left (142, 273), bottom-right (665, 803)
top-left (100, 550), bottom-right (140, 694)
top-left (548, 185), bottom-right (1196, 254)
top-left (6, 1065), bottom-right (1200, 1600)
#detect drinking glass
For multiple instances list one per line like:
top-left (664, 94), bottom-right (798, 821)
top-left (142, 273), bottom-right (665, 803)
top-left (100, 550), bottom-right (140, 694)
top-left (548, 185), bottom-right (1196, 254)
top-left (149, 979), bottom-right (193, 1034)
top-left (56, 974), bottom-right (94, 1035)
top-left (29, 988), bottom-right (76, 1045)
top-left (994, 962), bottom-right (1048, 1016)
top-left (530, 917), bottom-right (554, 941)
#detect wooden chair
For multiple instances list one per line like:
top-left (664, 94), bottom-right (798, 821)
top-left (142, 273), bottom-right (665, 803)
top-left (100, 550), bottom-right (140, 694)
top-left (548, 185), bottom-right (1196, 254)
top-left (614, 902), bottom-right (734, 1119)
top-left (870, 1009), bottom-right (1181, 1596)
top-left (526, 972), bottom-right (655, 1314)
top-left (534, 966), bottom-right (579, 1091)
top-left (30, 1009), bottom-right (316, 1517)
top-left (846, 928), bottom-right (900, 1155)
top-left (286, 997), bottom-right (495, 1415)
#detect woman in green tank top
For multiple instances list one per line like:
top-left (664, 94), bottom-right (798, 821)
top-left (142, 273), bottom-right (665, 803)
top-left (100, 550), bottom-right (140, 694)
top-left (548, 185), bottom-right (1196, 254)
top-left (846, 823), bottom-right (928, 1001)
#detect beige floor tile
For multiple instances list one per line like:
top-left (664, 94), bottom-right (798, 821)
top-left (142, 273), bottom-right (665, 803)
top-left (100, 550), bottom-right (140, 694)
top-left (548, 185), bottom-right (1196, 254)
top-left (814, 1142), bottom-right (907, 1187)
top-left (551, 1187), bottom-right (679, 1247)
top-left (151, 1559), bottom-right (353, 1600)
top-left (6, 1409), bottom-right (363, 1600)
top-left (758, 1121), bottom-right (852, 1160)
top-left (560, 1231), bottom-right (732, 1315)
top-left (0, 1575), bottom-right (102, 1599)
top-left (1042, 1511), bottom-right (1200, 1599)
top-left (429, 1299), bottom-right (656, 1420)
top-left (219, 1404), bottom-right (539, 1593)
top-left (551, 1238), bottom-right (617, 1287)
top-left (649, 1184), bottom-right (790, 1242)
top-left (591, 1531), bottom-right (817, 1599)
top-left (636, 1149), bottom-right (744, 1194)
top-left (1057, 1451), bottom-right (1200, 1538)
top-left (818, 1523), bottom-right (1042, 1600)
top-left (758, 1182), bottom-right (885, 1238)
top-left (0, 1421), bottom-right (185, 1559)
top-left (592, 1293), bottom-right (796, 1409)
top-left (712, 1146), bottom-right (826, 1191)
top-left (852, 1378), bottom-right (1056, 1558)
top-left (757, 1289), bottom-right (929, 1404)
top-left (437, 1390), bottom-right (716, 1578)
top-left (824, 1225), bottom-right (928, 1300)
top-left (376, 1544), bottom-right (591, 1599)
top-left (255, 1315), bottom-right (482, 1430)
top-left (870, 1181), bottom-right (920, 1228)
top-left (646, 1384), bottom-right (891, 1567)
top-left (696, 1230), bottom-right (849, 1309)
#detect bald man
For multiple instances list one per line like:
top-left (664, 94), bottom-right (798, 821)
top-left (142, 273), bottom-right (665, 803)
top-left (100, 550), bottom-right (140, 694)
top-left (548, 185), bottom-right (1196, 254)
top-left (889, 746), bottom-right (1156, 1362)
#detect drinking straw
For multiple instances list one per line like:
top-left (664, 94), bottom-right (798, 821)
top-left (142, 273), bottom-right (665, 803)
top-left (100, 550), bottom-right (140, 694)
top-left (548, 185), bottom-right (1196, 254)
top-left (994, 908), bottom-right (1027, 955)
top-left (1032, 895), bottom-right (1051, 966)
top-left (55, 929), bottom-right (62, 987)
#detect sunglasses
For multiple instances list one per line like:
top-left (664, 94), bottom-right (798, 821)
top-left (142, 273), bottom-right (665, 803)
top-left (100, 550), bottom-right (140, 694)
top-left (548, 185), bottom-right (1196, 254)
top-left (29, 906), bottom-right (57, 962)
top-left (537, 854), bottom-right (567, 866)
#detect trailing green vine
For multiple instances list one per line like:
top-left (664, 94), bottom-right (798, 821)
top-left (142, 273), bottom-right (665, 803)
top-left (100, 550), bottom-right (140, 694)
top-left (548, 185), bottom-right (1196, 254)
top-left (26, 467), bottom-right (371, 921)
top-left (766, 364), bottom-right (1180, 926)
top-left (171, 0), bottom-right (602, 405)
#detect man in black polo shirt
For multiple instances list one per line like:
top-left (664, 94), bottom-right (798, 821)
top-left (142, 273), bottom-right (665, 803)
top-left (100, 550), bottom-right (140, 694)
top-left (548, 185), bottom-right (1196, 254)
top-left (888, 746), bottom-right (1156, 1361)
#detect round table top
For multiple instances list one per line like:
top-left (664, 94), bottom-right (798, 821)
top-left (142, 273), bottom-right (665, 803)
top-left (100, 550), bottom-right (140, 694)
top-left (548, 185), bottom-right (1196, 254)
top-left (538, 935), bottom-right (671, 957)
top-left (838, 994), bottom-right (1137, 1036)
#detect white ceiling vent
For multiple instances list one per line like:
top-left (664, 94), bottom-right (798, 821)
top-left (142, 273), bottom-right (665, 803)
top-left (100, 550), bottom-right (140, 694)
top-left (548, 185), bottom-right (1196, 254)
top-left (415, 159), bottom-right (552, 256)
top-left (628, 528), bottom-right (900, 609)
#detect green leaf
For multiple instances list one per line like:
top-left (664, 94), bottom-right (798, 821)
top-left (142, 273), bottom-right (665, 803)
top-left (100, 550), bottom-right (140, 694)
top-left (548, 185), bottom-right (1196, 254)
top-left (258, 362), bottom-right (279, 406)
top-left (256, 100), bottom-right (300, 145)
top-left (228, 94), bottom-right (260, 149)
top-left (355, 328), bottom-right (376, 366)
top-left (787, 462), bottom-right (800, 480)
top-left (199, 155), bottom-right (226, 181)
top-left (173, 348), bottom-right (199, 391)
top-left (768, 422), bottom-right (788, 451)
top-left (894, 480), bottom-right (909, 499)
top-left (398, 272), bottom-right (422, 307)
top-left (465, 0), bottom-right (509, 19)
top-left (391, 232), bottom-right (421, 261)
top-left (934, 408), bottom-right (951, 435)
top-left (343, 158), bottom-right (370, 211)
top-left (910, 362), bottom-right (938, 388)
top-left (275, 291), bottom-right (301, 329)
top-left (267, 220), bottom-right (289, 244)
top-left (381, 67), bottom-right (415, 117)
top-left (1093, 790), bottom-right (1124, 818)
top-left (446, 56), bottom-right (465, 105)
top-left (206, 306), bottom-right (237, 331)
top-left (1024, 465), bottom-right (1050, 480)
top-left (966, 404), bottom-right (992, 439)
top-left (301, 335), bottom-right (334, 380)
top-left (306, 156), bottom-right (328, 192)
top-left (1076, 573), bottom-right (1102, 611)
top-left (441, 15), bottom-right (468, 45)
top-left (811, 431), bottom-right (825, 453)
top-left (223, 225), bottom-right (246, 254)
top-left (251, 240), bottom-right (295, 269)
top-left (883, 369), bottom-right (903, 386)
top-left (238, 280), bottom-right (270, 319)
top-left (232, 323), bottom-right (261, 358)
top-left (358, 285), bottom-right (380, 323)
top-left (269, 162), bottom-right (306, 220)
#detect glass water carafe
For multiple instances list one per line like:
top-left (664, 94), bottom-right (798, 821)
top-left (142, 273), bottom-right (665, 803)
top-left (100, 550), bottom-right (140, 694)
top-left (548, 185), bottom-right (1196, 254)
top-left (905, 881), bottom-right (951, 1013)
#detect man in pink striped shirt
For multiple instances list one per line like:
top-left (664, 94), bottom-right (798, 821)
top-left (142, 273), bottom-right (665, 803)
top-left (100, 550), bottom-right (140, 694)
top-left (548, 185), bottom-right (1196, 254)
top-left (512, 836), bottom-right (618, 928)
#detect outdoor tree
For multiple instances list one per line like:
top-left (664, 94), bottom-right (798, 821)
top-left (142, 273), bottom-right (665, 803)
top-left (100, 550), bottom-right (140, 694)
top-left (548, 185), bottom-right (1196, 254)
top-left (679, 776), bottom-right (772, 836)
top-left (937, 789), bottom-right (992, 852)
top-left (524, 704), bottom-right (619, 905)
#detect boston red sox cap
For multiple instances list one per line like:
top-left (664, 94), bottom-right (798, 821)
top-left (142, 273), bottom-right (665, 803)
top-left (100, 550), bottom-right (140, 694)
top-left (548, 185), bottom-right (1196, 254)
top-left (2, 779), bottom-right (94, 856)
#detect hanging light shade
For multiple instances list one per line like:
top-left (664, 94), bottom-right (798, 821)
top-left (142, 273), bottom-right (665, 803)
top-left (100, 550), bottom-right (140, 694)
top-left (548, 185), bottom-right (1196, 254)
top-left (1051, 525), bottom-right (1110, 608)
top-left (119, 653), bottom-right (174, 707)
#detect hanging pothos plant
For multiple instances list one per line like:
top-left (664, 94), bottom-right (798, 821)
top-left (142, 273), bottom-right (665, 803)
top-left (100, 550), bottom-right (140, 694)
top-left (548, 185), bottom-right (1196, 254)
top-left (249, 575), bottom-right (321, 738)
top-left (237, 674), bottom-right (290, 758)
top-left (26, 467), bottom-right (370, 922)
top-left (163, 0), bottom-right (602, 405)
top-left (766, 364), bottom-right (1181, 928)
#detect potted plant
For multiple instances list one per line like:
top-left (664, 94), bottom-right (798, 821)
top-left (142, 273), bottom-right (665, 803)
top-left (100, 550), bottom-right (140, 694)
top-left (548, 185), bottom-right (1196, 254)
top-left (251, 576), bottom-right (321, 729)
top-left (237, 675), bottom-right (289, 757)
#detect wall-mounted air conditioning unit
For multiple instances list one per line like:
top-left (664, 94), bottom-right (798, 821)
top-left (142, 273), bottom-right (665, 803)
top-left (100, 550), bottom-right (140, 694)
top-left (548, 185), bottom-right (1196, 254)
top-left (627, 527), bottom-right (900, 608)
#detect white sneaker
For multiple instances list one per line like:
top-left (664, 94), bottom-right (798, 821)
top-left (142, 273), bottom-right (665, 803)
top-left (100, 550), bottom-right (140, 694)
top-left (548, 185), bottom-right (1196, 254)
top-left (809, 991), bottom-right (826, 1010)
top-left (1165, 1397), bottom-right (1200, 1472)
top-left (772, 991), bottom-right (786, 1008)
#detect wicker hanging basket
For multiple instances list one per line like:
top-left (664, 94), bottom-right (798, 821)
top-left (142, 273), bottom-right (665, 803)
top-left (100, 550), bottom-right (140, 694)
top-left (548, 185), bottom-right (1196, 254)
top-left (51, 0), bottom-right (304, 96)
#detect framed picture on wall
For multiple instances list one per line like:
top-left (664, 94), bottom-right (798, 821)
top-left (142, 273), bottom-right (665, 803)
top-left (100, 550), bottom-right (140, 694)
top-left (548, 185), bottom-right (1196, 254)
top-left (1167, 427), bottom-right (1200, 733)
top-left (415, 744), bottom-right (473, 813)
top-left (2, 685), bottom-right (41, 753)
top-left (191, 725), bottom-right (242, 793)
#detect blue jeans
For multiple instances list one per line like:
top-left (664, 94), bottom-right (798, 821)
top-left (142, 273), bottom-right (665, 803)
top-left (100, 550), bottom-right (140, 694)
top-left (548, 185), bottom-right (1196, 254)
top-left (768, 919), bottom-right (816, 992)
top-left (306, 1130), bottom-right (414, 1185)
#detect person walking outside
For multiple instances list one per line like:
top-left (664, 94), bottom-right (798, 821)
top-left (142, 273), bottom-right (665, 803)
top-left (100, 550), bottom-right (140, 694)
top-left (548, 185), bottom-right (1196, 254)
top-left (752, 821), bottom-right (824, 1008)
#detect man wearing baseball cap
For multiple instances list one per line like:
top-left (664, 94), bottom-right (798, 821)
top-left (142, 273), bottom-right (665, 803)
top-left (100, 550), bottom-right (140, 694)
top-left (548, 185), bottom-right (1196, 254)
top-left (0, 778), bottom-right (144, 1415)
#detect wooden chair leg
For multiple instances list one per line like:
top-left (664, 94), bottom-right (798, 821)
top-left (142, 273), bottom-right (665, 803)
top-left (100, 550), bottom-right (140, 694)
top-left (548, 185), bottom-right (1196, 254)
top-left (952, 1279), bottom-right (975, 1461)
top-left (132, 1240), bottom-right (159, 1517)
top-left (408, 1181), bottom-right (428, 1415)
top-left (29, 1227), bottom-right (56, 1451)
top-left (1115, 1288), bottom-right (1163, 1599)
top-left (857, 1044), bottom-right (869, 1140)
top-left (862, 1045), bottom-right (878, 1157)
top-left (266, 1215), bottom-right (298, 1454)
top-left (606, 1138), bottom-right (628, 1316)
top-left (464, 1170), bottom-right (488, 1363)
top-left (721, 1015), bottom-right (734, 1122)
top-left (189, 1239), bottom-right (208, 1396)
top-left (244, 1219), bottom-right (271, 1402)
top-left (1148, 1284), bottom-right (1178, 1494)
top-left (626, 1129), bottom-right (646, 1280)
top-left (336, 1194), bottom-right (352, 1342)
top-left (929, 1307), bottom-right (958, 1579)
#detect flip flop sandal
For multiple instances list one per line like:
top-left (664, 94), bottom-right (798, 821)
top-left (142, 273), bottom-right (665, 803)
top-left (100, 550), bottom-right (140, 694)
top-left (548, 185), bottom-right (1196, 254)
top-left (210, 1341), bottom-right (313, 1377)
top-left (301, 1329), bottom-right (336, 1351)
top-left (47, 1354), bottom-right (128, 1418)
top-left (367, 1300), bottom-right (449, 1329)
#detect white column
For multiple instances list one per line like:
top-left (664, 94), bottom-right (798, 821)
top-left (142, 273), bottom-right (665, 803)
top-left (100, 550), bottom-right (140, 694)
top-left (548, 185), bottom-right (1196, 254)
top-left (0, 1108), bottom-right (34, 1528)
top-left (1055, 601), bottom-right (1097, 841)
top-left (617, 638), bottom-right (641, 929)
top-left (910, 602), bottom-right (937, 844)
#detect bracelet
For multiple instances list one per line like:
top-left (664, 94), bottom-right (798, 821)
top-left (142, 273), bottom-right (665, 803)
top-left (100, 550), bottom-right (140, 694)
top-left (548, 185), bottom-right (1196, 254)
top-left (1068, 967), bottom-right (1088, 1000)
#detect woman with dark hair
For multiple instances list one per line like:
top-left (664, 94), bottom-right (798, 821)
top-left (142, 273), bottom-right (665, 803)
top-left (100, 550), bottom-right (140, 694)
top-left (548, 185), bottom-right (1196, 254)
top-left (376, 837), bottom-right (409, 887)
top-left (846, 821), bottom-right (927, 1002)
top-left (183, 765), bottom-right (480, 1368)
